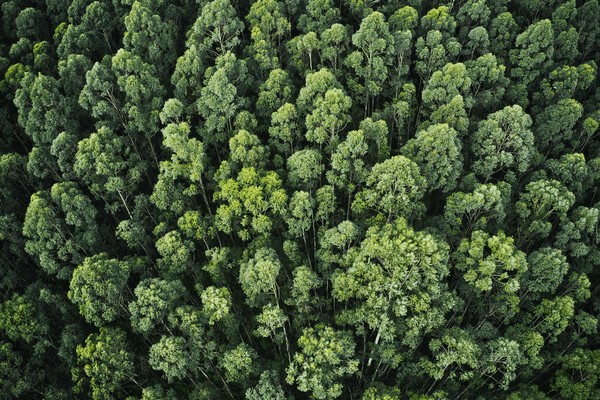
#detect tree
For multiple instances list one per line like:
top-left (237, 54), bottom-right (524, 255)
top-left (246, 0), bottom-right (291, 74)
top-left (56, 1), bottom-right (121, 61)
top-left (256, 68), bottom-right (294, 121)
top-left (151, 118), bottom-right (210, 220)
top-left (401, 123), bottom-right (462, 193)
top-left (453, 230), bottom-right (528, 322)
top-left (545, 153), bottom-right (590, 199)
top-left (296, 68), bottom-right (341, 115)
top-left (466, 53), bottom-right (509, 115)
top-left (577, 0), bottom-right (600, 61)
top-left (246, 370), bottom-right (286, 400)
top-left (516, 179), bottom-right (575, 246)
top-left (419, 327), bottom-right (480, 384)
top-left (13, 72), bottom-right (73, 179)
top-left (288, 31), bottom-right (322, 74)
top-left (489, 12), bottom-right (518, 64)
top-left (332, 217), bottom-right (452, 357)
top-left (421, 62), bottom-right (472, 117)
top-left (510, 19), bottom-right (554, 87)
top-left (456, 0), bottom-right (491, 39)
top-left (239, 247), bottom-right (281, 305)
top-left (286, 192), bottom-right (316, 261)
top-left (0, 293), bottom-right (48, 344)
top-left (443, 182), bottom-right (508, 238)
top-left (389, 6), bottom-right (418, 81)
top-left (254, 303), bottom-right (289, 346)
top-left (528, 296), bottom-right (575, 343)
top-left (220, 343), bottom-right (258, 383)
top-left (15, 7), bottom-right (47, 40)
top-left (327, 130), bottom-right (369, 218)
top-left (141, 384), bottom-right (179, 400)
top-left (73, 327), bottom-right (135, 400)
top-left (534, 64), bottom-right (596, 110)
top-left (345, 11), bottom-right (394, 115)
top-left (360, 117), bottom-right (390, 162)
top-left (552, 349), bottom-right (600, 400)
top-left (148, 335), bottom-right (189, 383)
top-left (352, 155), bottom-right (425, 222)
top-left (471, 105), bottom-right (536, 182)
top-left (0, 341), bottom-right (28, 397)
top-left (387, 83), bottom-right (417, 147)
top-left (320, 24), bottom-right (349, 72)
top-left (197, 52), bottom-right (248, 147)
top-left (535, 98), bottom-right (583, 156)
top-left (214, 167), bottom-right (287, 241)
top-left (285, 265), bottom-right (322, 322)
top-left (287, 149), bottom-right (324, 190)
top-left (200, 286), bottom-right (231, 325)
top-left (68, 253), bottom-right (136, 327)
top-left (74, 125), bottom-right (146, 217)
top-left (190, 0), bottom-right (244, 59)
top-left (78, 49), bottom-right (165, 171)
top-left (129, 278), bottom-right (186, 335)
top-left (478, 337), bottom-right (525, 391)
top-left (463, 27), bottom-right (490, 60)
top-left (298, 0), bottom-right (340, 34)
top-left (109, 49), bottom-right (166, 149)
top-left (361, 384), bottom-right (402, 399)
top-left (23, 182), bottom-right (100, 279)
top-left (171, 45), bottom-right (205, 112)
top-left (306, 88), bottom-right (352, 150)
top-left (286, 324), bottom-right (359, 399)
top-left (123, 1), bottom-right (176, 82)
top-left (415, 30), bottom-right (460, 87)
top-left (269, 102), bottom-right (301, 157)
top-left (228, 129), bottom-right (269, 170)
top-left (153, 230), bottom-right (194, 276)
top-left (421, 6), bottom-right (457, 38)
top-left (523, 247), bottom-right (569, 297)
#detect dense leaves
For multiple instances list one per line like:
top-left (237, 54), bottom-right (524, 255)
top-left (1, 0), bottom-right (600, 399)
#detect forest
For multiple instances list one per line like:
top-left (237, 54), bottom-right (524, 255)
top-left (1, 0), bottom-right (600, 398)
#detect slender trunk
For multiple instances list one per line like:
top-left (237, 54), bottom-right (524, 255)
top-left (367, 323), bottom-right (383, 367)
top-left (116, 188), bottom-right (133, 219)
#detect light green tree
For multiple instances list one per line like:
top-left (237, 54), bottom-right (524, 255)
top-left (286, 324), bottom-right (359, 399)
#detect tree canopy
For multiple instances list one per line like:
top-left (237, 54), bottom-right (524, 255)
top-left (1, 0), bottom-right (600, 398)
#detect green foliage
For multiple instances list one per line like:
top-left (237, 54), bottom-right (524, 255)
top-left (443, 182), bottom-right (508, 238)
top-left (471, 105), bottom-right (535, 182)
top-left (454, 230), bottom-right (527, 318)
top-left (286, 324), bottom-right (358, 399)
top-left (197, 52), bottom-right (248, 145)
top-left (239, 247), bottom-right (281, 305)
top-left (3, 1), bottom-right (600, 398)
top-left (220, 343), bottom-right (258, 383)
top-left (191, 0), bottom-right (244, 59)
top-left (0, 293), bottom-right (48, 343)
top-left (246, 370), bottom-right (286, 400)
top-left (68, 253), bottom-right (134, 327)
top-left (129, 278), bottom-right (186, 335)
top-left (352, 155), bottom-right (425, 221)
top-left (552, 349), bottom-right (600, 399)
top-left (200, 286), bottom-right (232, 325)
top-left (333, 217), bottom-right (452, 350)
top-left (73, 327), bottom-right (135, 400)
top-left (214, 167), bottom-right (287, 240)
top-left (510, 19), bottom-right (554, 86)
top-left (148, 335), bottom-right (189, 383)
top-left (345, 11), bottom-right (394, 113)
top-left (401, 123), bottom-right (463, 193)
top-left (23, 182), bottom-right (100, 279)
